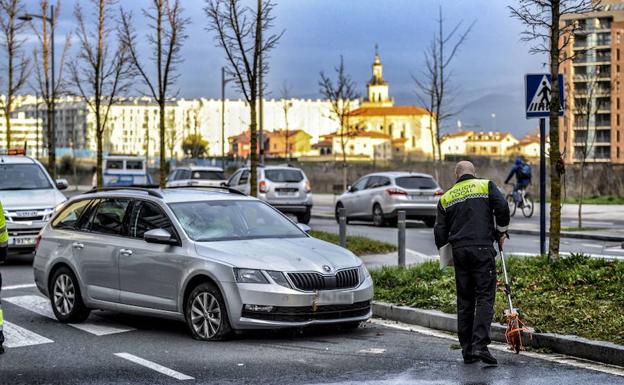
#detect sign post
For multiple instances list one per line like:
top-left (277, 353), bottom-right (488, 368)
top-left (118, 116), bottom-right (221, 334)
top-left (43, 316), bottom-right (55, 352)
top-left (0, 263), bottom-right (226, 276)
top-left (525, 74), bottom-right (564, 256)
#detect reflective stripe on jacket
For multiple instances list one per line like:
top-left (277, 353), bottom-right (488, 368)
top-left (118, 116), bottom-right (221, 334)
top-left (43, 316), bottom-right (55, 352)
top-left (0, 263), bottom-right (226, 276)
top-left (0, 200), bottom-right (7, 247)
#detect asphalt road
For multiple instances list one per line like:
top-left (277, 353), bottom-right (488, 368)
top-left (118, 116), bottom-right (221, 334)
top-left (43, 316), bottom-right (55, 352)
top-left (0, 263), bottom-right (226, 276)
top-left (1, 252), bottom-right (624, 385)
top-left (309, 217), bottom-right (624, 261)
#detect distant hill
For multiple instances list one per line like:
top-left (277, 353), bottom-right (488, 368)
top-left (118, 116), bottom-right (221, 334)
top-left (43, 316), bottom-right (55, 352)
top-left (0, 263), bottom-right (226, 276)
top-left (454, 93), bottom-right (537, 138)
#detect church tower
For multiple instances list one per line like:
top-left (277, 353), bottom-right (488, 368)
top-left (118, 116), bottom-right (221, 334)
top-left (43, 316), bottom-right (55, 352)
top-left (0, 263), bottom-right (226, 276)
top-left (362, 46), bottom-right (394, 108)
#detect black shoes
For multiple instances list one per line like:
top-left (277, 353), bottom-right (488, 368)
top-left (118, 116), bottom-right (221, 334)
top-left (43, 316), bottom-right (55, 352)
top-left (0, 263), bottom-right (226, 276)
top-left (473, 349), bottom-right (498, 365)
top-left (462, 354), bottom-right (479, 364)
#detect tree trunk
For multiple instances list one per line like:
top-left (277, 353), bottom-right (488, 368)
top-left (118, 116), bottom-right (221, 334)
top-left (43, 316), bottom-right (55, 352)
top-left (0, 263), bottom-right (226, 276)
top-left (159, 101), bottom-right (166, 187)
top-left (96, 127), bottom-right (103, 189)
top-left (249, 101), bottom-right (258, 197)
top-left (547, 0), bottom-right (562, 261)
top-left (47, 104), bottom-right (56, 179)
top-left (3, 109), bottom-right (10, 149)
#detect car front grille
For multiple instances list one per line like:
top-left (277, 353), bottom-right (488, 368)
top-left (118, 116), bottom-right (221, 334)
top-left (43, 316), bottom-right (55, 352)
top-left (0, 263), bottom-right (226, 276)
top-left (241, 301), bottom-right (371, 322)
top-left (288, 268), bottom-right (359, 291)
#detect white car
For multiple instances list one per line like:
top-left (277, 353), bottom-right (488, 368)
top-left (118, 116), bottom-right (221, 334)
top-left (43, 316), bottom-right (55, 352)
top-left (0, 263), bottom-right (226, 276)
top-left (166, 166), bottom-right (227, 188)
top-left (0, 154), bottom-right (68, 252)
top-left (93, 155), bottom-right (152, 187)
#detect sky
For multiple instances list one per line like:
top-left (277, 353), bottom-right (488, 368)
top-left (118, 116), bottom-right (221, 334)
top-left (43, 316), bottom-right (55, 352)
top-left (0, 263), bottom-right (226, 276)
top-left (22, 0), bottom-right (547, 136)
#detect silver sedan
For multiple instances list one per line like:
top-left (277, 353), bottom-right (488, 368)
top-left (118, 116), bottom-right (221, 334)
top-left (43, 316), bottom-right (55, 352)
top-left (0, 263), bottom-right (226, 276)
top-left (33, 187), bottom-right (373, 341)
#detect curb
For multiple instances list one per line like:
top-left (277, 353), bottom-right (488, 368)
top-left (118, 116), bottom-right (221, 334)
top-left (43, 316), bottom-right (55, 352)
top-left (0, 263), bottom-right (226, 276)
top-left (372, 301), bottom-right (624, 367)
top-left (312, 212), bottom-right (624, 243)
top-left (509, 228), bottom-right (624, 242)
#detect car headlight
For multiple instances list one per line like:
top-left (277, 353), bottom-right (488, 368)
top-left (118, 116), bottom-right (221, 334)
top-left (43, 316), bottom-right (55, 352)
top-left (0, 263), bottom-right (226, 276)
top-left (234, 268), bottom-right (268, 284)
top-left (266, 271), bottom-right (291, 288)
top-left (359, 264), bottom-right (371, 282)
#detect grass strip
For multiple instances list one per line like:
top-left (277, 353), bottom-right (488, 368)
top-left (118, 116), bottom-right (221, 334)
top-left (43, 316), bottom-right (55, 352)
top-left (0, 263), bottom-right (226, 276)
top-left (371, 254), bottom-right (624, 345)
top-left (309, 230), bottom-right (396, 256)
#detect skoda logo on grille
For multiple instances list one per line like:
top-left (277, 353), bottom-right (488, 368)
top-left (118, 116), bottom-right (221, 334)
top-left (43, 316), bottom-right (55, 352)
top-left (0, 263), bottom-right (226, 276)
top-left (322, 265), bottom-right (332, 273)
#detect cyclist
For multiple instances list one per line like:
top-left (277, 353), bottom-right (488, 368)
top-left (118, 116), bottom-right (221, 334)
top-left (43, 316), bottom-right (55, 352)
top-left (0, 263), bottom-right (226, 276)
top-left (504, 157), bottom-right (531, 208)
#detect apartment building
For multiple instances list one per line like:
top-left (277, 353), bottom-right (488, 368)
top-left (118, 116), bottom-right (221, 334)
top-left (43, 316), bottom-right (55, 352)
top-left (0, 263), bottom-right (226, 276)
top-left (561, 1), bottom-right (624, 163)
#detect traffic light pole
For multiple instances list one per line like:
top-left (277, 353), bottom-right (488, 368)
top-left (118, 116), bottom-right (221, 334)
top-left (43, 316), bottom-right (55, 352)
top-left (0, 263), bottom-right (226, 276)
top-left (539, 117), bottom-right (546, 255)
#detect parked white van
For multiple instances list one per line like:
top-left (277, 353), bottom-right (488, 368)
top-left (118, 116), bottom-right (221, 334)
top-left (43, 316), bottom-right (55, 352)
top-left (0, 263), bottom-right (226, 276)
top-left (93, 155), bottom-right (153, 187)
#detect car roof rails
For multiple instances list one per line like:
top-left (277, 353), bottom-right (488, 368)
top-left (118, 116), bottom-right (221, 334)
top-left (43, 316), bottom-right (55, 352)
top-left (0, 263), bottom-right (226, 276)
top-left (84, 185), bottom-right (164, 198)
top-left (163, 185), bottom-right (247, 196)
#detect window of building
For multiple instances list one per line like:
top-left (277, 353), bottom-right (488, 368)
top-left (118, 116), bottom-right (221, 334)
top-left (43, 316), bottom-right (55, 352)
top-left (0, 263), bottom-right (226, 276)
top-left (618, 49), bottom-right (621, 61)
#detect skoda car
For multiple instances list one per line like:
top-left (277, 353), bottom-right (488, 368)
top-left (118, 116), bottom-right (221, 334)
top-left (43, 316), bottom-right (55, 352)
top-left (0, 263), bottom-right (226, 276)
top-left (33, 187), bottom-right (372, 341)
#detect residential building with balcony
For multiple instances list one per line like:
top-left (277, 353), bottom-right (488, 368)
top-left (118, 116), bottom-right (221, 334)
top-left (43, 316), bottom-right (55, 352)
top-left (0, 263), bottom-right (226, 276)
top-left (561, 1), bottom-right (624, 163)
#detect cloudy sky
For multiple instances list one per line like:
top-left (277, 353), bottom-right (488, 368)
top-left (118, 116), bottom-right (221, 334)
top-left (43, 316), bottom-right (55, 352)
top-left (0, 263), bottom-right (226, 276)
top-left (24, 0), bottom-right (546, 135)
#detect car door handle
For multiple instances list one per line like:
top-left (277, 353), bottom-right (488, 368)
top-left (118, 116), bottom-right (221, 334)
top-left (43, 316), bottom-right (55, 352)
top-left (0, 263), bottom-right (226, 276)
top-left (72, 242), bottom-right (84, 250)
top-left (119, 248), bottom-right (133, 256)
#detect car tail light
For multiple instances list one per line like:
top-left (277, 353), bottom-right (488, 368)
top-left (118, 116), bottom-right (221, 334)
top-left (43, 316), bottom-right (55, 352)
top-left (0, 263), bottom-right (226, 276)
top-left (386, 188), bottom-right (408, 196)
top-left (259, 180), bottom-right (268, 193)
top-left (304, 180), bottom-right (311, 193)
top-left (34, 233), bottom-right (42, 252)
top-left (434, 189), bottom-right (444, 196)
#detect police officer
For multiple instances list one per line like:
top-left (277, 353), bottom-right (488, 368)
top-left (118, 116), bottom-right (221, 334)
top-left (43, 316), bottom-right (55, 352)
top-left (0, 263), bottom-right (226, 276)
top-left (0, 198), bottom-right (8, 354)
top-left (434, 161), bottom-right (510, 365)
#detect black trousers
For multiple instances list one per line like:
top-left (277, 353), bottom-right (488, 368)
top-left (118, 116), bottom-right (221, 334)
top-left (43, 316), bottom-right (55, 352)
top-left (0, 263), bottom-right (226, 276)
top-left (452, 245), bottom-right (497, 355)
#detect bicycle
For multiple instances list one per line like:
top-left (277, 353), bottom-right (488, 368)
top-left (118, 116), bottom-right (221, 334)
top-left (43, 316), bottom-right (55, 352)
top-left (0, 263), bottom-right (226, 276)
top-left (505, 183), bottom-right (534, 218)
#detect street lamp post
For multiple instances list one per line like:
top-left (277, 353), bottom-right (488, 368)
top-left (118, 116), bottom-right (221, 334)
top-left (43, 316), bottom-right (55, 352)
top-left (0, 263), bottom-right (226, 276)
top-left (221, 67), bottom-right (234, 169)
top-left (20, 5), bottom-right (55, 176)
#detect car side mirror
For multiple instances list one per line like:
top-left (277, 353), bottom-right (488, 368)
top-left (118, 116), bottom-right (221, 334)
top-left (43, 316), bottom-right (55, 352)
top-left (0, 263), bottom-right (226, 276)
top-left (56, 178), bottom-right (69, 190)
top-left (144, 228), bottom-right (176, 245)
top-left (297, 223), bottom-right (311, 233)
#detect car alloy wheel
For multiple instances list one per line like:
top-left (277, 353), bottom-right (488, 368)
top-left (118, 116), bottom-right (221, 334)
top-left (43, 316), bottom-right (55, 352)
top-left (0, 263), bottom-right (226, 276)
top-left (190, 292), bottom-right (222, 339)
top-left (373, 204), bottom-right (385, 227)
top-left (53, 274), bottom-right (76, 316)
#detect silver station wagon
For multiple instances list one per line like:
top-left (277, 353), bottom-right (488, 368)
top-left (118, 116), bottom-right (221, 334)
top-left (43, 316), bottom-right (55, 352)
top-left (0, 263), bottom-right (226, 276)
top-left (33, 187), bottom-right (373, 341)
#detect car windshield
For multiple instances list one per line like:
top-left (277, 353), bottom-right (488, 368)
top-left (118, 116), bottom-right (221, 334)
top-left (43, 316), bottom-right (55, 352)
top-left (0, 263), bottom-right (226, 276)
top-left (395, 176), bottom-right (438, 190)
top-left (264, 169), bottom-right (304, 183)
top-left (0, 163), bottom-right (53, 190)
top-left (169, 200), bottom-right (305, 242)
top-left (191, 170), bottom-right (225, 180)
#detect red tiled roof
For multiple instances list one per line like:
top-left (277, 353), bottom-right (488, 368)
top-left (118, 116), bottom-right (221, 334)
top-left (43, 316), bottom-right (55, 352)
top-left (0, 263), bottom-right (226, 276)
top-left (467, 131), bottom-right (516, 143)
top-left (322, 130), bottom-right (391, 139)
top-left (443, 130), bottom-right (474, 139)
top-left (347, 105), bottom-right (431, 117)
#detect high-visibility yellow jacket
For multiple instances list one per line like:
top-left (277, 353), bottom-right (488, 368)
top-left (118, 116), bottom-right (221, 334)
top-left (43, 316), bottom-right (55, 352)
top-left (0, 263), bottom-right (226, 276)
top-left (0, 200), bottom-right (7, 249)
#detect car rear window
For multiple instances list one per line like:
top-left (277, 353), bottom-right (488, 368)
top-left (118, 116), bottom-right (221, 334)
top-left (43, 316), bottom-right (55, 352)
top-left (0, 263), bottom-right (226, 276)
top-left (264, 169), bottom-right (304, 183)
top-left (126, 160), bottom-right (144, 170)
top-left (191, 170), bottom-right (225, 180)
top-left (395, 176), bottom-right (438, 189)
top-left (106, 160), bottom-right (124, 170)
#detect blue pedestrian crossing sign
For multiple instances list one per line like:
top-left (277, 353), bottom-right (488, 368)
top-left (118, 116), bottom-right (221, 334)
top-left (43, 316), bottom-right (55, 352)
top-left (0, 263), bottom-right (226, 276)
top-left (525, 74), bottom-right (564, 119)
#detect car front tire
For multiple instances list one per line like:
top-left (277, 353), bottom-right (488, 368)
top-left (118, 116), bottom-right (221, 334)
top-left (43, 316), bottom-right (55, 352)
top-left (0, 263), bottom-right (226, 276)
top-left (49, 267), bottom-right (91, 323)
top-left (185, 282), bottom-right (232, 341)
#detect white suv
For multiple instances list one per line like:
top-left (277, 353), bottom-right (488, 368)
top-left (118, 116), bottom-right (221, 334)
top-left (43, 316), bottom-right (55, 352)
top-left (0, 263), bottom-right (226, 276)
top-left (227, 165), bottom-right (313, 224)
top-left (0, 155), bottom-right (67, 252)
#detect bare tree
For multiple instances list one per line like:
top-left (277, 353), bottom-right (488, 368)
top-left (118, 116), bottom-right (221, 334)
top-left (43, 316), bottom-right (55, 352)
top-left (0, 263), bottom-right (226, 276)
top-left (574, 71), bottom-right (606, 228)
top-left (205, 0), bottom-right (282, 197)
top-left (120, 0), bottom-right (190, 187)
top-left (68, 0), bottom-right (133, 188)
top-left (319, 56), bottom-right (358, 190)
top-left (28, 0), bottom-right (71, 178)
top-left (510, 0), bottom-right (600, 259)
top-left (0, 0), bottom-right (30, 149)
top-left (280, 81), bottom-right (292, 159)
top-left (415, 7), bottom-right (474, 164)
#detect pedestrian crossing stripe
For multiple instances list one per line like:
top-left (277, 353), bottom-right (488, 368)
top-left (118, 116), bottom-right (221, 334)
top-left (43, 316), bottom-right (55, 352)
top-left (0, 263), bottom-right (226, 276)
top-left (3, 295), bottom-right (135, 336)
top-left (3, 321), bottom-right (54, 348)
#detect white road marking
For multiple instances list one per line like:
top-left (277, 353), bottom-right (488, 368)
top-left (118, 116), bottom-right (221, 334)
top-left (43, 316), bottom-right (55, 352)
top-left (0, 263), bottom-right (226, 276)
top-left (2, 283), bottom-right (36, 291)
top-left (3, 295), bottom-right (134, 336)
top-left (369, 318), bottom-right (624, 377)
top-left (114, 352), bottom-right (194, 381)
top-left (581, 243), bottom-right (603, 248)
top-left (358, 348), bottom-right (386, 354)
top-left (2, 321), bottom-right (54, 348)
top-left (582, 221), bottom-right (615, 227)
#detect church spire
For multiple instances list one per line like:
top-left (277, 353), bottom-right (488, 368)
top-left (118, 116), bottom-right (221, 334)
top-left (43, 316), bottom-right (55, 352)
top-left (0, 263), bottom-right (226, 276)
top-left (363, 45), bottom-right (393, 107)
